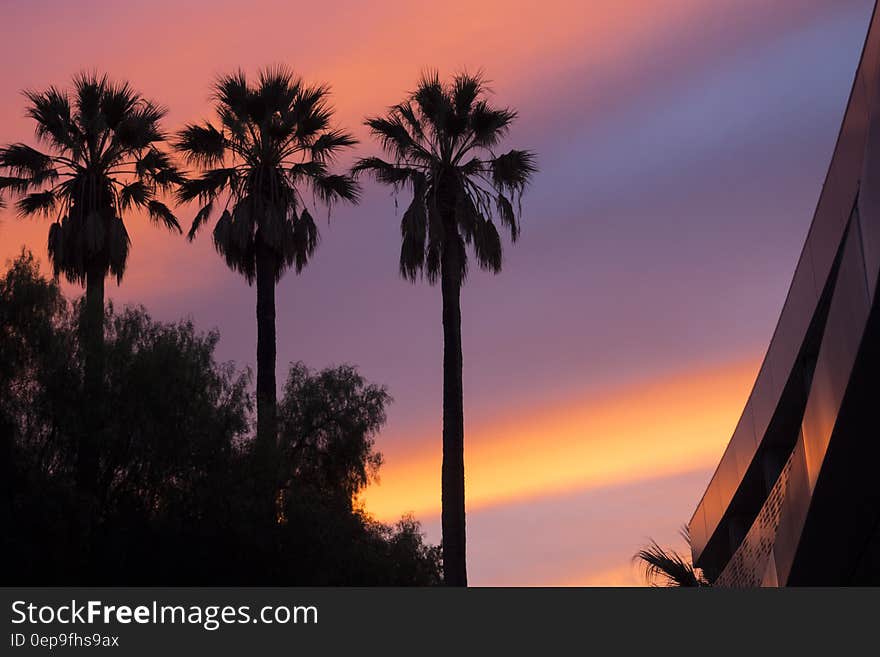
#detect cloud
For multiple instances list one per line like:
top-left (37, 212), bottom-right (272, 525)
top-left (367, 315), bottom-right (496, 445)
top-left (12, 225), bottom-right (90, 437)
top-left (417, 468), bottom-right (711, 586)
top-left (362, 356), bottom-right (758, 522)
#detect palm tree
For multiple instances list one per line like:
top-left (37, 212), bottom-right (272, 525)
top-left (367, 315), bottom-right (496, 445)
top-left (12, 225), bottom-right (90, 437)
top-left (175, 67), bottom-right (359, 472)
top-left (634, 528), bottom-right (710, 587)
top-left (0, 73), bottom-right (181, 495)
top-left (353, 72), bottom-right (536, 585)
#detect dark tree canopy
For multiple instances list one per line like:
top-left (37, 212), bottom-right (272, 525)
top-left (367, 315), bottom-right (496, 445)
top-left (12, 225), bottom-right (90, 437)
top-left (2, 252), bottom-right (440, 585)
top-left (279, 362), bottom-right (387, 505)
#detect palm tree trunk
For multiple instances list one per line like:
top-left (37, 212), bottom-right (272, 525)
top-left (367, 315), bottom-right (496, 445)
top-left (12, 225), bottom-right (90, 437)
top-left (78, 264), bottom-right (104, 498)
top-left (255, 243), bottom-right (278, 475)
top-left (76, 264), bottom-right (104, 577)
top-left (441, 248), bottom-right (467, 586)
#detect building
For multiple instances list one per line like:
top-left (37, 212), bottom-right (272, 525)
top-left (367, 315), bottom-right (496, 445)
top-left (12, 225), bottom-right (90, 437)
top-left (689, 4), bottom-right (880, 586)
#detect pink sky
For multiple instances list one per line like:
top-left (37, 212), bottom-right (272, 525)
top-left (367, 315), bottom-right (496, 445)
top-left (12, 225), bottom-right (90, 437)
top-left (0, 0), bottom-right (873, 584)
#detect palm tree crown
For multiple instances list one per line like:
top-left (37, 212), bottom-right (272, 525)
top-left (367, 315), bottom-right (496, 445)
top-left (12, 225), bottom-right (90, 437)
top-left (175, 67), bottom-right (359, 279)
top-left (352, 71), bottom-right (536, 282)
top-left (0, 73), bottom-right (182, 284)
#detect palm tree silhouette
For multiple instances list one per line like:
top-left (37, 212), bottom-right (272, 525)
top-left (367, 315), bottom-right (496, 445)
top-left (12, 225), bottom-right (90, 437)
top-left (353, 72), bottom-right (536, 585)
top-left (175, 67), bottom-right (359, 471)
top-left (0, 73), bottom-right (181, 494)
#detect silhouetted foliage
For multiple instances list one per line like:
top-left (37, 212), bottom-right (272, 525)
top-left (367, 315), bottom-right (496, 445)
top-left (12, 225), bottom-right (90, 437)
top-left (175, 66), bottom-right (360, 466)
top-left (278, 362), bottom-right (386, 506)
top-left (634, 528), bottom-right (710, 587)
top-left (353, 71), bottom-right (536, 585)
top-left (352, 71), bottom-right (536, 284)
top-left (2, 252), bottom-right (440, 585)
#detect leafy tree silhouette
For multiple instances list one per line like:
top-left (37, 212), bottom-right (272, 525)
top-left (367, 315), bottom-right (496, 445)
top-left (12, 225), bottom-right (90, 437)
top-left (0, 73), bottom-right (181, 501)
top-left (175, 67), bottom-right (359, 480)
top-left (353, 72), bottom-right (536, 585)
top-left (278, 361), bottom-right (387, 507)
top-left (2, 252), bottom-right (440, 585)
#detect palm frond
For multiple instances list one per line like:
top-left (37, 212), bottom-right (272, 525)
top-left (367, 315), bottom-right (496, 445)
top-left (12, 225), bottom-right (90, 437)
top-left (108, 216), bottom-right (131, 282)
top-left (176, 168), bottom-right (238, 203)
top-left (365, 116), bottom-right (423, 162)
top-left (472, 218), bottom-right (502, 273)
top-left (99, 79), bottom-right (139, 130)
top-left (395, 102), bottom-right (424, 141)
top-left (399, 191), bottom-right (427, 281)
top-left (114, 102), bottom-right (167, 150)
top-left (150, 162), bottom-right (184, 188)
top-left (634, 531), bottom-right (709, 588)
top-left (213, 71), bottom-right (251, 140)
top-left (291, 83), bottom-right (332, 140)
top-left (135, 146), bottom-right (184, 189)
top-left (424, 205), bottom-right (444, 285)
top-left (72, 72), bottom-right (105, 137)
top-left (0, 144), bottom-right (54, 177)
top-left (312, 174), bottom-right (360, 205)
top-left (23, 86), bottom-right (78, 151)
top-left (470, 101), bottom-right (516, 147)
top-left (135, 148), bottom-right (171, 174)
top-left (0, 173), bottom-right (55, 193)
top-left (496, 193), bottom-right (518, 241)
top-left (146, 200), bottom-right (181, 233)
top-left (412, 70), bottom-right (451, 134)
top-left (46, 221), bottom-right (63, 273)
top-left (187, 200), bottom-right (214, 242)
top-left (257, 66), bottom-right (299, 115)
top-left (289, 161), bottom-right (327, 180)
top-left (16, 190), bottom-right (57, 216)
top-left (452, 73), bottom-right (484, 119)
top-left (212, 208), bottom-right (256, 282)
top-left (229, 202), bottom-right (255, 249)
top-left (311, 129), bottom-right (357, 161)
top-left (289, 206), bottom-right (319, 273)
top-left (118, 180), bottom-right (151, 210)
top-left (175, 123), bottom-right (226, 165)
top-left (213, 70), bottom-right (250, 116)
top-left (351, 157), bottom-right (418, 186)
top-left (490, 149), bottom-right (537, 194)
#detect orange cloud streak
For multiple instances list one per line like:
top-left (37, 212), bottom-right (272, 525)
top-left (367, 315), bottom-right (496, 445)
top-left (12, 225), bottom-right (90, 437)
top-left (361, 357), bottom-right (758, 521)
top-left (555, 562), bottom-right (643, 587)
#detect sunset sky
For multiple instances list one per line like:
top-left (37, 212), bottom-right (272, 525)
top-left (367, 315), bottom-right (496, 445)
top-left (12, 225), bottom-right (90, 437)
top-left (0, 0), bottom-right (874, 585)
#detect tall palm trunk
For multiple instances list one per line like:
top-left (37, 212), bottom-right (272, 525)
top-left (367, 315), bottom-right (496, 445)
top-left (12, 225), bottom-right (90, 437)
top-left (76, 263), bottom-right (104, 576)
top-left (78, 264), bottom-right (104, 498)
top-left (441, 235), bottom-right (467, 586)
top-left (255, 241), bottom-right (278, 475)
